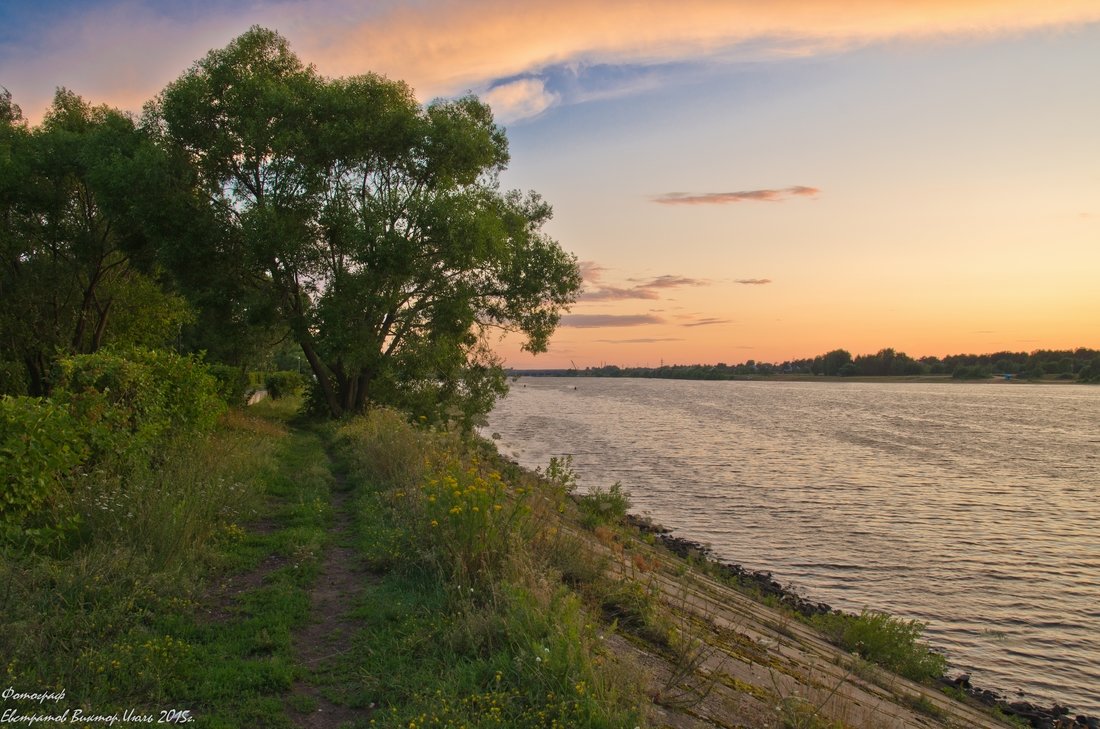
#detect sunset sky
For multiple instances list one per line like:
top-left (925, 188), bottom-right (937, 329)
top-left (3, 1), bottom-right (1098, 368)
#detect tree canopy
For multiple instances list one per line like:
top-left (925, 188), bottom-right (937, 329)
top-left (1, 88), bottom-right (191, 395)
top-left (152, 27), bottom-right (580, 420)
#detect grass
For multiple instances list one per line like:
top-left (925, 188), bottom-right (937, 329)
top-left (810, 610), bottom-right (946, 683)
top-left (323, 410), bottom-right (646, 727)
top-left (4, 392), bottom-right (999, 728)
top-left (1, 398), bottom-right (332, 727)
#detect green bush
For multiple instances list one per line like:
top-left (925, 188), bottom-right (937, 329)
top-left (207, 363), bottom-right (250, 406)
top-left (0, 360), bottom-right (28, 396)
top-left (576, 482), bottom-right (631, 529)
top-left (812, 609), bottom-right (946, 682)
top-left (264, 370), bottom-right (306, 400)
top-left (56, 348), bottom-right (225, 468)
top-left (0, 396), bottom-right (88, 545)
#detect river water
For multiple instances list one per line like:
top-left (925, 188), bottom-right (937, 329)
top-left (484, 377), bottom-right (1100, 714)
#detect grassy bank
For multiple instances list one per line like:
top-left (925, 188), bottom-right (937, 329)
top-left (4, 391), bottom-right (1023, 728)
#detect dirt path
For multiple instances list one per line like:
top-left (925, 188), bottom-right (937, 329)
top-left (287, 469), bottom-right (374, 728)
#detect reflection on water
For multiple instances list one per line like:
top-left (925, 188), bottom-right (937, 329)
top-left (486, 378), bottom-right (1100, 713)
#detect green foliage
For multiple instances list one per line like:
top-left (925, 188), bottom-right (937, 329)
top-left (811, 609), bottom-right (946, 683)
top-left (0, 396), bottom-right (87, 545)
top-left (539, 455), bottom-right (579, 492)
top-left (338, 411), bottom-right (642, 727)
top-left (579, 347), bottom-right (1100, 381)
top-left (263, 370), bottom-right (306, 400)
top-left (1, 89), bottom-right (185, 396)
top-left (331, 407), bottom-right (429, 492)
top-left (601, 579), bottom-right (666, 645)
top-left (577, 482), bottom-right (632, 529)
top-left (334, 409), bottom-right (532, 589)
top-left (952, 364), bottom-right (991, 380)
top-left (207, 363), bottom-right (250, 406)
top-left (56, 348), bottom-right (225, 469)
top-left (1078, 361), bottom-right (1100, 382)
top-left (0, 361), bottom-right (28, 396)
top-left (812, 349), bottom-right (853, 376)
top-left (155, 27), bottom-right (581, 420)
top-left (1, 410), bottom-right (288, 716)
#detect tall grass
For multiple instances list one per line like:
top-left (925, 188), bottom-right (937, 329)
top-left (0, 410), bottom-right (282, 707)
top-left (331, 408), bottom-right (645, 727)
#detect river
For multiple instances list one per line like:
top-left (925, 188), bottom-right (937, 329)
top-left (484, 377), bottom-right (1100, 714)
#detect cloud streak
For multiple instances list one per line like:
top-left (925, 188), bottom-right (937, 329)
top-left (683, 317), bottom-right (732, 328)
top-left (580, 287), bottom-right (661, 302)
top-left (736, 278), bottom-right (772, 285)
top-left (579, 266), bottom-right (708, 302)
top-left (7, 1), bottom-right (1100, 121)
top-left (560, 314), bottom-right (664, 328)
top-left (654, 187), bottom-right (820, 205)
top-left (595, 337), bottom-right (686, 344)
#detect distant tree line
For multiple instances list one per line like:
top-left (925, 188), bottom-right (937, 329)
top-left (570, 347), bottom-right (1100, 383)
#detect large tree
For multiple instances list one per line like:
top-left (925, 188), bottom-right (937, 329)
top-left (0, 88), bottom-right (191, 395)
top-left (154, 27), bottom-right (580, 419)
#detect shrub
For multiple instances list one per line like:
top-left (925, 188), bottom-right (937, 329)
top-left (576, 482), bottom-right (631, 529)
top-left (0, 396), bottom-right (87, 545)
top-left (264, 370), bottom-right (306, 400)
top-left (415, 452), bottom-right (532, 588)
top-left (207, 363), bottom-right (250, 406)
top-left (334, 409), bottom-right (532, 589)
top-left (0, 360), bottom-right (28, 396)
top-left (55, 348), bottom-right (225, 468)
top-left (812, 609), bottom-right (946, 682)
top-left (332, 408), bottom-right (429, 491)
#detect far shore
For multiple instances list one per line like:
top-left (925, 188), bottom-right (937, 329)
top-left (510, 370), bottom-right (1087, 384)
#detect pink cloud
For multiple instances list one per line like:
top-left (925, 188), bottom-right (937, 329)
top-left (9, 1), bottom-right (1100, 121)
top-left (654, 187), bottom-right (820, 205)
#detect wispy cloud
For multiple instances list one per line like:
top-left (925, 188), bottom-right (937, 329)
top-left (736, 278), bottom-right (772, 285)
top-left (8, 1), bottom-right (1100, 122)
top-left (653, 186), bottom-right (820, 205)
top-left (578, 260), bottom-right (607, 282)
top-left (579, 267), bottom-right (707, 301)
top-left (632, 274), bottom-right (706, 288)
top-left (580, 287), bottom-right (661, 302)
top-left (595, 337), bottom-right (685, 344)
top-left (683, 317), bottom-right (732, 328)
top-left (560, 314), bottom-right (664, 328)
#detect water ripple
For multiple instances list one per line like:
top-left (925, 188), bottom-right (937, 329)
top-left (486, 378), bottom-right (1100, 714)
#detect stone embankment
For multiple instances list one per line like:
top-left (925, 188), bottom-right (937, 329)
top-left (622, 514), bottom-right (1099, 729)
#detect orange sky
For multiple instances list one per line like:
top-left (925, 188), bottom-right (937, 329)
top-left (3, 1), bottom-right (1098, 367)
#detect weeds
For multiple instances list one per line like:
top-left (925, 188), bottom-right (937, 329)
top-left (903, 692), bottom-right (946, 719)
top-left (331, 408), bottom-right (645, 727)
top-left (577, 482), bottom-right (632, 529)
top-left (768, 663), bottom-right (854, 729)
top-left (0, 408), bottom-right (286, 715)
top-left (811, 609), bottom-right (946, 683)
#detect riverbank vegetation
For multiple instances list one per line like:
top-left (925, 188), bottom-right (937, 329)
top-left (3, 346), bottom-right (1042, 726)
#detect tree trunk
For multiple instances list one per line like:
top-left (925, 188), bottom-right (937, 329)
top-left (298, 339), bottom-right (341, 417)
top-left (352, 369), bottom-right (373, 413)
top-left (24, 352), bottom-right (47, 397)
top-left (90, 299), bottom-right (112, 351)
